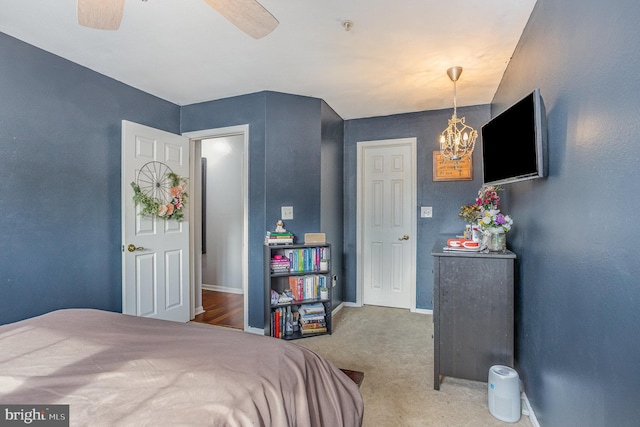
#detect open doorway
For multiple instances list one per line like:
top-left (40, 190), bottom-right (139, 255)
top-left (184, 125), bottom-right (249, 330)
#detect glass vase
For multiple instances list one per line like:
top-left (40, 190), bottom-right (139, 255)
top-left (484, 229), bottom-right (506, 252)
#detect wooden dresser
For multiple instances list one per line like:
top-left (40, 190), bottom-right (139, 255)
top-left (431, 240), bottom-right (516, 390)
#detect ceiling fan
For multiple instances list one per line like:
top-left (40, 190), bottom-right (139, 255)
top-left (77, 0), bottom-right (279, 39)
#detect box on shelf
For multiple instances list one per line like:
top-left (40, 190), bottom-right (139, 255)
top-left (304, 233), bottom-right (326, 244)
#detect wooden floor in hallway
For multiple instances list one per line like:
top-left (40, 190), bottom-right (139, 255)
top-left (193, 290), bottom-right (244, 330)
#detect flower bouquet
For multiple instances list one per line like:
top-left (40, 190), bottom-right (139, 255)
top-left (474, 185), bottom-right (513, 251)
top-left (459, 203), bottom-right (481, 224)
top-left (475, 186), bottom-right (512, 231)
top-left (458, 203), bottom-right (481, 239)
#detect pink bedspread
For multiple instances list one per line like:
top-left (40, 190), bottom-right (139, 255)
top-left (0, 309), bottom-right (363, 426)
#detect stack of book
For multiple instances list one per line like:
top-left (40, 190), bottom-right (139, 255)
top-left (298, 303), bottom-right (327, 335)
top-left (264, 231), bottom-right (294, 245)
top-left (270, 255), bottom-right (290, 273)
top-left (271, 307), bottom-right (301, 338)
top-left (271, 307), bottom-right (285, 338)
top-left (282, 247), bottom-right (329, 272)
top-left (288, 275), bottom-right (326, 301)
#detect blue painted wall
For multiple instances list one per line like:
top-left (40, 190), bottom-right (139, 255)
top-left (343, 106), bottom-right (490, 307)
top-left (181, 93), bottom-right (268, 328)
top-left (0, 30), bottom-right (344, 330)
top-left (492, 1), bottom-right (640, 425)
top-left (265, 92), bottom-right (322, 234)
top-left (181, 92), bottom-right (342, 328)
top-left (0, 33), bottom-right (180, 325)
top-left (320, 101), bottom-right (345, 309)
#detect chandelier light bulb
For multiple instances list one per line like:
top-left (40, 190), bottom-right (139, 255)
top-left (438, 66), bottom-right (478, 162)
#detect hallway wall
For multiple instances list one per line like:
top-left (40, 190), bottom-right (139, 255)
top-left (201, 135), bottom-right (244, 292)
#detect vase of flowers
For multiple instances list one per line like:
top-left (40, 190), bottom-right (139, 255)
top-left (475, 186), bottom-right (513, 251)
top-left (483, 223), bottom-right (508, 252)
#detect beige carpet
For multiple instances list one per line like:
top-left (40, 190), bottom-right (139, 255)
top-left (295, 305), bottom-right (533, 427)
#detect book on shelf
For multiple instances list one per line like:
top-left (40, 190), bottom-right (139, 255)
top-left (301, 326), bottom-right (328, 335)
top-left (266, 231), bottom-right (294, 237)
top-left (299, 321), bottom-right (326, 329)
top-left (283, 247), bottom-right (330, 272)
top-left (288, 276), bottom-right (327, 301)
top-left (270, 255), bottom-right (290, 273)
top-left (271, 307), bottom-right (300, 338)
top-left (299, 315), bottom-right (326, 324)
top-left (265, 231), bottom-right (294, 246)
top-left (298, 302), bottom-right (325, 315)
top-left (273, 307), bottom-right (288, 338)
top-left (270, 309), bottom-right (279, 338)
top-left (265, 238), bottom-right (294, 245)
top-left (299, 304), bottom-right (326, 325)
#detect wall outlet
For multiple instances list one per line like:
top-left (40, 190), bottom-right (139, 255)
top-left (421, 206), bottom-right (433, 218)
top-left (281, 206), bottom-right (294, 220)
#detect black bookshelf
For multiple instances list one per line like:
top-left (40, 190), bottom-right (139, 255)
top-left (264, 243), bottom-right (332, 339)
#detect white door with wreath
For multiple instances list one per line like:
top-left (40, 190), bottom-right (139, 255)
top-left (121, 120), bottom-right (190, 322)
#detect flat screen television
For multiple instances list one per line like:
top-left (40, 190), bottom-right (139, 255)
top-left (481, 88), bottom-right (548, 186)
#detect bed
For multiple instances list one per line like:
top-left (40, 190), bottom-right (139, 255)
top-left (0, 309), bottom-right (363, 426)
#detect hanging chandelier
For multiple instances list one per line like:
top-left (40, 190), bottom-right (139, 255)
top-left (439, 66), bottom-right (477, 161)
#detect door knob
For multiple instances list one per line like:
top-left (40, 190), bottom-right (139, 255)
top-left (127, 244), bottom-right (145, 252)
top-left (398, 234), bottom-right (410, 241)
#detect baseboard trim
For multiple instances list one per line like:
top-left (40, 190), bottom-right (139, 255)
top-left (522, 392), bottom-right (540, 427)
top-left (202, 284), bottom-right (244, 294)
top-left (340, 301), bottom-right (432, 315)
top-left (194, 305), bottom-right (205, 316)
top-left (245, 325), bottom-right (265, 335)
top-left (246, 301), bottom-right (431, 335)
top-left (332, 302), bottom-right (345, 317)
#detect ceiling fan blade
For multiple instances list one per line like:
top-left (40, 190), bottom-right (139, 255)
top-left (77, 0), bottom-right (125, 31)
top-left (203, 0), bottom-right (279, 39)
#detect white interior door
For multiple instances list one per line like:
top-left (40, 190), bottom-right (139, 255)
top-left (122, 120), bottom-right (190, 322)
top-left (358, 138), bottom-right (416, 309)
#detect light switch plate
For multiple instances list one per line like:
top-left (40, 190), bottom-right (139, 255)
top-left (421, 206), bottom-right (433, 218)
top-left (281, 206), bottom-right (294, 220)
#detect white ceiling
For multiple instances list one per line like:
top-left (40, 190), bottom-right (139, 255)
top-left (0, 0), bottom-right (536, 120)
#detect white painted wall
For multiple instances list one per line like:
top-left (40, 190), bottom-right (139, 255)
top-left (201, 135), bottom-right (244, 292)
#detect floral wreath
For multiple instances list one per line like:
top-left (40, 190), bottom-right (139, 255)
top-left (131, 163), bottom-right (188, 222)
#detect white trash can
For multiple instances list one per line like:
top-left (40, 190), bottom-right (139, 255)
top-left (488, 365), bottom-right (521, 422)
